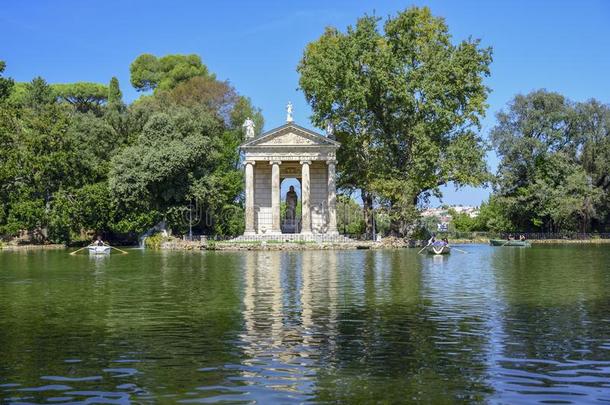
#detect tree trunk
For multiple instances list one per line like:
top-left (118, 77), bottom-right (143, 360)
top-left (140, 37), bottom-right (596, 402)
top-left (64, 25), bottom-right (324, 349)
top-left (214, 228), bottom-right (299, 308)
top-left (362, 190), bottom-right (374, 239)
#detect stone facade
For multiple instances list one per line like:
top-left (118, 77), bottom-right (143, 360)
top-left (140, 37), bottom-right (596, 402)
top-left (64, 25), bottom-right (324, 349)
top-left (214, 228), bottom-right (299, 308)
top-left (240, 122), bottom-right (340, 236)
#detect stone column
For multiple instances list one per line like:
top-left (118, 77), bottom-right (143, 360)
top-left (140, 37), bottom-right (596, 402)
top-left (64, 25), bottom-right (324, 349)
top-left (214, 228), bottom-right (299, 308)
top-left (244, 161), bottom-right (256, 235)
top-left (270, 161), bottom-right (281, 233)
top-left (327, 160), bottom-right (338, 235)
top-left (300, 160), bottom-right (312, 234)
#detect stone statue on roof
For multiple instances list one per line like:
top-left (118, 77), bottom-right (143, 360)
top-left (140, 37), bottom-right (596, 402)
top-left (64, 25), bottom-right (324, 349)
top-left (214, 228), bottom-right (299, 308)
top-left (325, 121), bottom-right (334, 139)
top-left (286, 101), bottom-right (293, 123)
top-left (242, 117), bottom-right (255, 139)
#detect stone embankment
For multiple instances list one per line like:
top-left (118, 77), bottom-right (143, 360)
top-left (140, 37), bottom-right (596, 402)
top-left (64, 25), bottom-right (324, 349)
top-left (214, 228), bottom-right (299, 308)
top-left (0, 243), bottom-right (64, 251)
top-left (159, 236), bottom-right (421, 251)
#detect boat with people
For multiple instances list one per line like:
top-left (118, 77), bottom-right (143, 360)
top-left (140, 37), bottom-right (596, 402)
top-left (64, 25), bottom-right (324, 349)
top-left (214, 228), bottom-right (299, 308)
top-left (490, 236), bottom-right (531, 247)
top-left (426, 243), bottom-right (451, 255)
top-left (88, 245), bottom-right (112, 254)
top-left (70, 236), bottom-right (128, 256)
top-left (420, 234), bottom-right (452, 255)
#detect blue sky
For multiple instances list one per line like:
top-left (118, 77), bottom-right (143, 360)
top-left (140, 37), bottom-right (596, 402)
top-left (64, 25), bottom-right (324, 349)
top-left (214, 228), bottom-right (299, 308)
top-left (2, 0), bottom-right (609, 206)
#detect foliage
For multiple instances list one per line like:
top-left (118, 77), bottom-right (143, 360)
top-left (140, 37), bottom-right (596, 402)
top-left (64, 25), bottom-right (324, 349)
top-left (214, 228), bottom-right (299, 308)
top-left (130, 53), bottom-right (210, 92)
top-left (110, 72), bottom-right (261, 236)
top-left (448, 208), bottom-right (478, 232)
top-left (23, 77), bottom-right (56, 108)
top-left (298, 7), bottom-right (492, 236)
top-left (108, 77), bottom-right (123, 108)
top-left (476, 196), bottom-right (512, 232)
top-left (490, 90), bottom-right (609, 232)
top-left (144, 232), bottom-right (166, 249)
top-left (0, 61), bottom-right (14, 101)
top-left (0, 54), bottom-right (262, 243)
top-left (337, 195), bottom-right (365, 235)
top-left (53, 82), bottom-right (108, 113)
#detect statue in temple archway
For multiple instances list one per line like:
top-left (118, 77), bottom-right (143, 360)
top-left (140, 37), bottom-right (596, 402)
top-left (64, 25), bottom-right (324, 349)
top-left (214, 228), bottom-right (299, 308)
top-left (285, 185), bottom-right (298, 224)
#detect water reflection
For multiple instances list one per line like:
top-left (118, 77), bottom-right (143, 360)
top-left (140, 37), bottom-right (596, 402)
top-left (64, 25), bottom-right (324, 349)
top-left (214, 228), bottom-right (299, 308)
top-left (232, 250), bottom-right (497, 403)
top-left (0, 247), bottom-right (609, 403)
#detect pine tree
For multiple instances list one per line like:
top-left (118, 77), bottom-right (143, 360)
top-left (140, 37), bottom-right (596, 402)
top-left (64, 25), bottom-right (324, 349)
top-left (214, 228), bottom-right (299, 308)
top-left (108, 77), bottom-right (122, 107)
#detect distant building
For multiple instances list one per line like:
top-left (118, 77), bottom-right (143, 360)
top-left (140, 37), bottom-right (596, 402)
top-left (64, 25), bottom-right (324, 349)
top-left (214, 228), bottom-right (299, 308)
top-left (421, 205), bottom-right (481, 228)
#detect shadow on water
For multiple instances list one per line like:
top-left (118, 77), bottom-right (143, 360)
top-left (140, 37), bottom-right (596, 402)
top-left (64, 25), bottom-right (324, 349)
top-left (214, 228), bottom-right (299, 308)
top-left (0, 246), bottom-right (609, 403)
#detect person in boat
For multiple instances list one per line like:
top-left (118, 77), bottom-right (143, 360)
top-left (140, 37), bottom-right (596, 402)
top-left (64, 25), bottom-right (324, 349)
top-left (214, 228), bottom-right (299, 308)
top-left (508, 234), bottom-right (515, 241)
top-left (519, 234), bottom-right (526, 241)
top-left (428, 233), bottom-right (436, 246)
top-left (94, 236), bottom-right (104, 246)
top-left (442, 237), bottom-right (449, 246)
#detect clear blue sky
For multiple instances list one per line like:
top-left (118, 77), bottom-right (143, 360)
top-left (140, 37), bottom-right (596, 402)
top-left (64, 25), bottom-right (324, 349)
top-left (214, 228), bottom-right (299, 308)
top-left (2, 0), bottom-right (609, 206)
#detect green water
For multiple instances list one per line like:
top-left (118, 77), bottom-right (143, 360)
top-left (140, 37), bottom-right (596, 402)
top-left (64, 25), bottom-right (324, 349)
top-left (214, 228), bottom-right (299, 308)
top-left (0, 245), bottom-right (609, 404)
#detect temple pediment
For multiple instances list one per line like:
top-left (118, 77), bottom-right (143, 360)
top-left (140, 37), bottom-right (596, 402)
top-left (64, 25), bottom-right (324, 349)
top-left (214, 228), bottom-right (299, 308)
top-left (241, 123), bottom-right (340, 148)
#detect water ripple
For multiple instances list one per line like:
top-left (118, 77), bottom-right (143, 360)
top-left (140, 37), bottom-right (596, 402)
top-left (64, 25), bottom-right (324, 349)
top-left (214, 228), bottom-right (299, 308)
top-left (0, 248), bottom-right (609, 403)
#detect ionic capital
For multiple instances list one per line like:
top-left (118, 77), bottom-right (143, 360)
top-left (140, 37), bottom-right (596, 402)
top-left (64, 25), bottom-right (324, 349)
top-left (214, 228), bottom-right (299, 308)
top-left (300, 160), bottom-right (312, 166)
top-left (269, 160), bottom-right (282, 166)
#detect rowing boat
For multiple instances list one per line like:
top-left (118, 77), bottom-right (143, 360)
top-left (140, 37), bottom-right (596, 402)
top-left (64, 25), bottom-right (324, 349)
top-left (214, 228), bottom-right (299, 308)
top-left (88, 245), bottom-right (111, 254)
top-left (489, 239), bottom-right (531, 247)
top-left (426, 244), bottom-right (451, 255)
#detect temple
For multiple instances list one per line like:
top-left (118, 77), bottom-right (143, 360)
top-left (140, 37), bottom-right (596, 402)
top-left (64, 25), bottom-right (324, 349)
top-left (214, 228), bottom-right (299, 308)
top-left (239, 114), bottom-right (340, 238)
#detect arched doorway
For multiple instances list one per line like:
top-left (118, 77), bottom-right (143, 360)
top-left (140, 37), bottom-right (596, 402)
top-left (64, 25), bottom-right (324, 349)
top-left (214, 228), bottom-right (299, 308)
top-left (280, 177), bottom-right (301, 233)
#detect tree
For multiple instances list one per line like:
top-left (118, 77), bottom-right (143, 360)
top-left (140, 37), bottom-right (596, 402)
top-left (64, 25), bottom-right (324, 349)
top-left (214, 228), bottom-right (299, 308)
top-left (109, 71), bottom-right (260, 236)
top-left (490, 90), bottom-right (609, 232)
top-left (476, 196), bottom-right (511, 233)
top-left (23, 77), bottom-right (56, 109)
top-left (53, 82), bottom-right (108, 113)
top-left (0, 98), bottom-right (86, 240)
top-left (298, 7), bottom-right (492, 236)
top-left (108, 76), bottom-right (123, 108)
top-left (0, 61), bottom-right (14, 101)
top-left (448, 208), bottom-right (477, 232)
top-left (337, 195), bottom-right (365, 235)
top-left (130, 53), bottom-right (210, 92)
top-left (574, 100), bottom-right (610, 229)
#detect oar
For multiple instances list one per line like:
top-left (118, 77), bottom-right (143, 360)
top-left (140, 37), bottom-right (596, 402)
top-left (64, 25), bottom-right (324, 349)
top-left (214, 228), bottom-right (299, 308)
top-left (418, 242), bottom-right (431, 254)
top-left (70, 245), bottom-right (92, 255)
top-left (451, 246), bottom-right (469, 254)
top-left (103, 242), bottom-right (129, 254)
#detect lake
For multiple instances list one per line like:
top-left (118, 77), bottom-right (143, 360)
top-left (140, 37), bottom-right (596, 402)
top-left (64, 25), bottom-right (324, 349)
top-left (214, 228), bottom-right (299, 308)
top-left (1, 245), bottom-right (609, 403)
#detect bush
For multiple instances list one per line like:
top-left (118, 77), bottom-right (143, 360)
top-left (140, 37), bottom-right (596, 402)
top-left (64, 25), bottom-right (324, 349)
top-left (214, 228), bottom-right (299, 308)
top-left (144, 232), bottom-right (166, 249)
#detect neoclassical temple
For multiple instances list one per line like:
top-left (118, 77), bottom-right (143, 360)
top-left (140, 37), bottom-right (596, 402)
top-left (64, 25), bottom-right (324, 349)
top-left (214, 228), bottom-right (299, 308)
top-left (240, 108), bottom-right (340, 237)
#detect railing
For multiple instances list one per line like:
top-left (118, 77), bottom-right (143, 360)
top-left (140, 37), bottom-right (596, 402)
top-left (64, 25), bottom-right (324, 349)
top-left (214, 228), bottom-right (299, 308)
top-left (440, 231), bottom-right (610, 240)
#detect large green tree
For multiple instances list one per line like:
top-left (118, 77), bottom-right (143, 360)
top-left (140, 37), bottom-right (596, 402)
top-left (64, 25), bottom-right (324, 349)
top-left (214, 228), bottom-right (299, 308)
top-left (109, 74), bottom-right (262, 236)
top-left (298, 7), bottom-right (492, 235)
top-left (490, 90), bottom-right (609, 232)
top-left (0, 78), bottom-right (88, 240)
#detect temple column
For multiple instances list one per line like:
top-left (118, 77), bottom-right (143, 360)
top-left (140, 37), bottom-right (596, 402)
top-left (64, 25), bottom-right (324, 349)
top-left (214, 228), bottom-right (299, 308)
top-left (244, 161), bottom-right (256, 235)
top-left (300, 160), bottom-right (312, 234)
top-left (270, 161), bottom-right (281, 233)
top-left (327, 160), bottom-right (338, 235)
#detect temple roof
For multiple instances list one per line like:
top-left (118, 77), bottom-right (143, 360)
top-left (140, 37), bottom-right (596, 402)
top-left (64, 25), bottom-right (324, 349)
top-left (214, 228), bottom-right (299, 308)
top-left (240, 123), bottom-right (340, 149)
